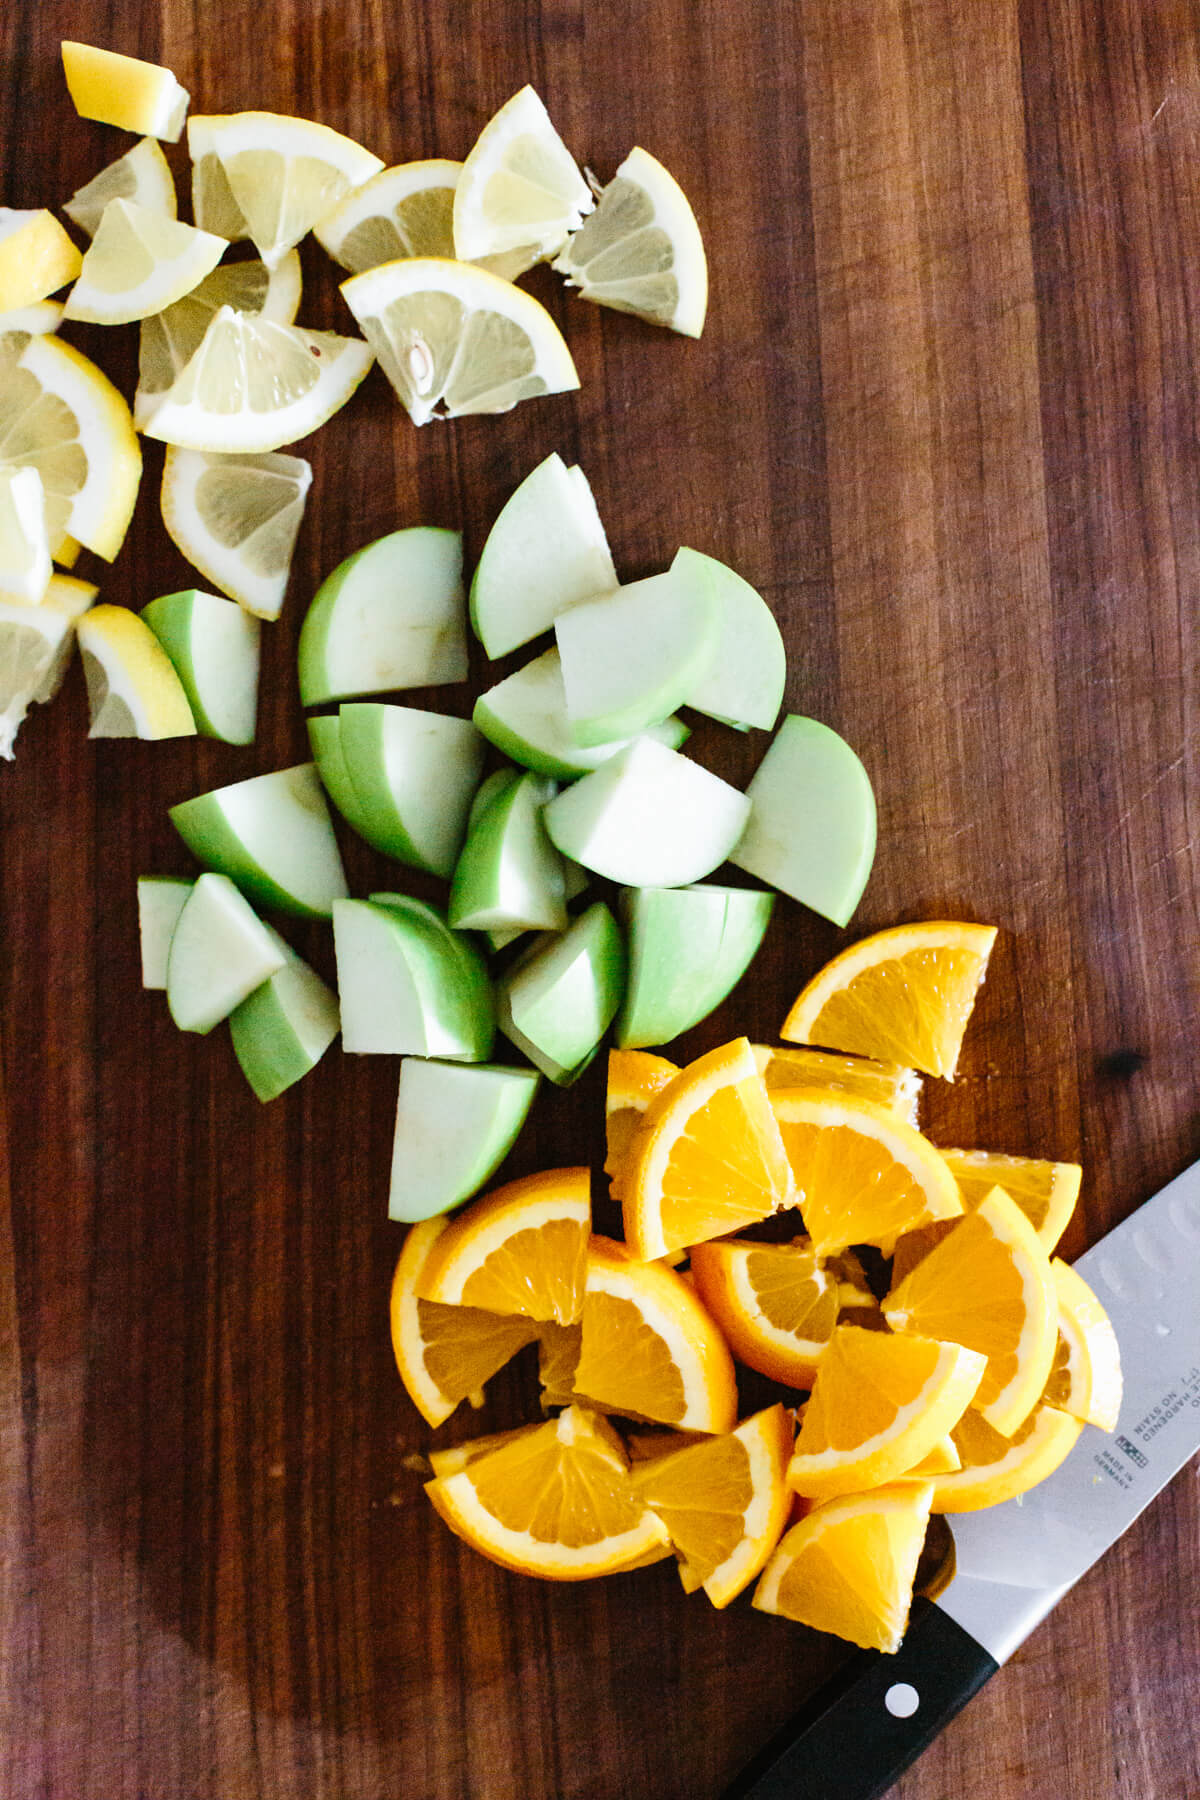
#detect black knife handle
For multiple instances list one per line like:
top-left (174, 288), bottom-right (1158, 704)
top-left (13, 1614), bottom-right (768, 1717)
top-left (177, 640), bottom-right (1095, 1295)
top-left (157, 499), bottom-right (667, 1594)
top-left (722, 1603), bottom-right (999, 1800)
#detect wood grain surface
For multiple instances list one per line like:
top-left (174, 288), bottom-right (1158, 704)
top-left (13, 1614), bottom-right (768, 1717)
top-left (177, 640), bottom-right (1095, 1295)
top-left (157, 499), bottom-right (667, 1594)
top-left (2, 1), bottom-right (1198, 1796)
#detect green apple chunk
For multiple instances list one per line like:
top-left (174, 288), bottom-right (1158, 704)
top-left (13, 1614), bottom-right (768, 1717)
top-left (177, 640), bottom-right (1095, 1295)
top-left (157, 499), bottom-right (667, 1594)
top-left (496, 901), bottom-right (625, 1084)
top-left (333, 895), bottom-right (494, 1059)
top-left (543, 737), bottom-right (751, 887)
top-left (474, 647), bottom-right (690, 780)
top-left (169, 763), bottom-right (349, 919)
top-left (728, 714), bottom-right (877, 926)
top-left (297, 526), bottom-right (468, 706)
top-left (141, 588), bottom-right (261, 745)
top-left (228, 924), bottom-right (340, 1102)
top-left (466, 766), bottom-right (522, 836)
top-left (555, 552), bottom-right (720, 746)
top-left (137, 875), bottom-right (193, 989)
top-left (388, 1060), bottom-right (540, 1222)
top-left (675, 548), bottom-right (786, 732)
top-left (336, 703), bottom-right (485, 877)
top-left (306, 713), bottom-right (380, 841)
top-left (166, 873), bottom-right (286, 1035)
top-left (469, 453), bottom-right (617, 658)
top-left (449, 770), bottom-right (567, 934)
top-left (615, 883), bottom-right (775, 1048)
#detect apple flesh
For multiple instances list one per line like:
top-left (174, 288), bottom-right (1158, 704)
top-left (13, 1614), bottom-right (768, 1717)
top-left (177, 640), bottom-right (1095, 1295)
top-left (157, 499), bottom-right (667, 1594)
top-left (474, 647), bottom-right (690, 780)
top-left (674, 547), bottom-right (786, 732)
top-left (228, 923), bottom-right (340, 1102)
top-left (169, 763), bottom-right (349, 919)
top-left (333, 894), bottom-right (494, 1060)
top-left (336, 702), bottom-right (485, 877)
top-left (141, 587), bottom-right (261, 744)
top-left (614, 883), bottom-right (775, 1048)
top-left (297, 526), bottom-right (468, 705)
top-left (543, 737), bottom-right (751, 888)
top-left (495, 900), bottom-right (625, 1084)
top-left (137, 875), bottom-right (193, 988)
top-left (388, 1059), bottom-right (541, 1221)
top-left (448, 769), bottom-right (567, 934)
top-left (469, 453), bottom-right (617, 658)
top-left (729, 714), bottom-right (877, 926)
top-left (165, 872), bottom-right (286, 1034)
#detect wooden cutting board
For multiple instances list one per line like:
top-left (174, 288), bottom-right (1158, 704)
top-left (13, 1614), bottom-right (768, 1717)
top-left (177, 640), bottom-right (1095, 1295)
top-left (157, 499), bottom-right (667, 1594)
top-left (2, 1), bottom-right (1197, 1796)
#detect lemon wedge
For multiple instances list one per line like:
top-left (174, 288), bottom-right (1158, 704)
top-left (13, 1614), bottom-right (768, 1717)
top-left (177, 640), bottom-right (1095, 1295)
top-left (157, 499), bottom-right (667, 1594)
top-left (341, 256), bottom-right (578, 426)
top-left (64, 200), bottom-right (227, 327)
top-left (314, 159), bottom-right (529, 279)
top-left (160, 446), bottom-right (312, 620)
top-left (186, 112), bottom-right (383, 268)
top-left (0, 468), bottom-right (51, 603)
top-left (143, 307), bottom-right (373, 454)
top-left (453, 86), bottom-right (592, 271)
top-left (61, 42), bottom-right (190, 142)
top-left (553, 147), bottom-right (708, 337)
top-left (0, 209), bottom-right (83, 313)
top-left (64, 139), bottom-right (177, 238)
top-left (135, 252), bottom-right (301, 427)
top-left (76, 605), bottom-right (196, 739)
top-left (30, 572), bottom-right (99, 703)
top-left (0, 301), bottom-right (63, 335)
top-left (0, 599), bottom-right (73, 756)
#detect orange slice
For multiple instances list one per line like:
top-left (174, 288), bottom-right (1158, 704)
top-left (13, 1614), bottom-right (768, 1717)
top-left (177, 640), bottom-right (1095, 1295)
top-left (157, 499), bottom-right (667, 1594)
top-left (882, 1186), bottom-right (1058, 1435)
top-left (425, 1402), bottom-right (671, 1579)
top-left (389, 1219), bottom-right (539, 1427)
top-left (770, 1088), bottom-right (963, 1257)
top-left (787, 1324), bottom-right (986, 1500)
top-left (753, 1044), bottom-right (922, 1128)
top-left (931, 1402), bottom-right (1083, 1512)
top-left (753, 1481), bottom-right (935, 1651)
top-left (1041, 1258), bottom-right (1122, 1431)
top-left (573, 1235), bottom-right (738, 1432)
top-left (629, 1404), bottom-right (794, 1607)
top-left (622, 1037), bottom-right (794, 1261)
top-left (605, 1048), bottom-right (679, 1200)
top-left (688, 1237), bottom-right (839, 1388)
top-left (416, 1167), bottom-right (590, 1324)
top-left (781, 921), bottom-right (997, 1078)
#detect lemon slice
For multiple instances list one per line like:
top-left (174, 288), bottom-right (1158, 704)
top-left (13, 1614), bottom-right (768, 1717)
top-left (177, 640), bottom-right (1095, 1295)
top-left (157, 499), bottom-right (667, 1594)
top-left (314, 159), bottom-right (530, 279)
top-left (143, 306), bottom-right (373, 454)
top-left (61, 42), bottom-right (190, 142)
top-left (0, 333), bottom-right (141, 560)
top-left (160, 446), bottom-right (312, 620)
top-left (186, 112), bottom-right (383, 268)
top-left (0, 467), bottom-right (51, 603)
top-left (0, 209), bottom-right (83, 313)
top-left (64, 139), bottom-right (177, 238)
top-left (63, 200), bottom-right (227, 327)
top-left (76, 605), bottom-right (195, 739)
top-left (553, 147), bottom-right (708, 338)
top-left (135, 252), bottom-right (302, 427)
top-left (0, 301), bottom-right (63, 336)
top-left (0, 599), bottom-right (72, 757)
top-left (453, 86), bottom-right (593, 270)
top-left (341, 256), bottom-right (578, 426)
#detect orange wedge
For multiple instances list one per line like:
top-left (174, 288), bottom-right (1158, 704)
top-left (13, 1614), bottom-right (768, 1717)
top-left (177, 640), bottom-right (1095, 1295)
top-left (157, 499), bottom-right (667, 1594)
top-left (629, 1404), bottom-right (794, 1607)
top-left (1041, 1258), bottom-right (1123, 1431)
top-left (605, 1048), bottom-right (679, 1200)
top-left (753, 1481), bottom-right (935, 1651)
top-left (536, 1320), bottom-right (583, 1408)
top-left (622, 1037), bottom-right (794, 1261)
top-left (781, 921), bottom-right (997, 1078)
top-left (940, 1148), bottom-right (1081, 1251)
top-left (416, 1167), bottom-right (591, 1324)
top-left (425, 1402), bottom-right (672, 1579)
top-left (427, 1422), bottom-right (543, 1478)
top-left (688, 1237), bottom-right (840, 1388)
top-left (931, 1402), bottom-right (1082, 1512)
top-left (573, 1235), bottom-right (738, 1432)
top-left (770, 1088), bottom-right (963, 1257)
top-left (903, 1434), bottom-right (962, 1476)
top-left (787, 1325), bottom-right (986, 1500)
top-left (389, 1219), bottom-right (539, 1427)
top-left (753, 1044), bottom-right (922, 1129)
top-left (882, 1186), bottom-right (1058, 1435)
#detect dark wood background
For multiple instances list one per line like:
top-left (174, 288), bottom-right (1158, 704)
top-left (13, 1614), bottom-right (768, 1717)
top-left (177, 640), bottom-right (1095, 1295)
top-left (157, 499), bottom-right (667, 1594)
top-left (2, 1), bottom-right (1198, 1796)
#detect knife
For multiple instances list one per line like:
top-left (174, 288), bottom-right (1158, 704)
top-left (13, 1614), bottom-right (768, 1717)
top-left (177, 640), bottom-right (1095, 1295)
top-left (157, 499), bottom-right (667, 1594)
top-left (723, 1155), bottom-right (1200, 1800)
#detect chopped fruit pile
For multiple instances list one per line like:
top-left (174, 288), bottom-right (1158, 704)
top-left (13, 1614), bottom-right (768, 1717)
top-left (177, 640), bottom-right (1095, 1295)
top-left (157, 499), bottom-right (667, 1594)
top-left (390, 932), bottom-right (1122, 1657)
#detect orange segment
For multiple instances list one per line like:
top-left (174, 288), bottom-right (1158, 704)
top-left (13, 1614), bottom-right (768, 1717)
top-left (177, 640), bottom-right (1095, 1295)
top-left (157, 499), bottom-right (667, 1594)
top-left (931, 1402), bottom-right (1083, 1512)
top-left (1042, 1258), bottom-right (1123, 1431)
top-left (882, 1186), bottom-right (1058, 1435)
top-left (753, 1481), bottom-right (935, 1652)
top-left (622, 1037), bottom-right (794, 1261)
top-left (688, 1237), bottom-right (840, 1388)
top-left (939, 1148), bottom-right (1081, 1251)
top-left (389, 1219), bottom-right (539, 1427)
top-left (416, 1167), bottom-right (591, 1323)
top-left (781, 921), bottom-right (997, 1078)
top-left (787, 1324), bottom-right (986, 1500)
top-left (630, 1404), bottom-right (794, 1607)
top-left (536, 1320), bottom-right (583, 1409)
top-left (754, 1043), bottom-right (922, 1128)
top-left (770, 1088), bottom-right (963, 1257)
top-left (573, 1235), bottom-right (738, 1433)
top-left (605, 1048), bottom-right (679, 1200)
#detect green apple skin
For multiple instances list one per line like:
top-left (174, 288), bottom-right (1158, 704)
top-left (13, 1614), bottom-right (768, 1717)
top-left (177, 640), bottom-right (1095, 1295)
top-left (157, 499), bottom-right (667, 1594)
top-left (388, 1060), bottom-right (541, 1221)
top-left (554, 554), bottom-right (720, 747)
top-left (469, 452), bottom-right (617, 658)
top-left (336, 702), bottom-right (485, 878)
top-left (228, 923), bottom-right (340, 1102)
top-left (542, 737), bottom-right (752, 888)
top-left (495, 901), bottom-right (625, 1084)
top-left (729, 714), bottom-right (877, 926)
top-left (141, 588), bottom-right (261, 744)
top-left (448, 770), bottom-right (567, 934)
top-left (169, 763), bottom-right (349, 919)
top-left (306, 714), bottom-right (381, 841)
top-left (473, 647), bottom-right (691, 780)
top-left (137, 875), bottom-right (193, 989)
top-left (674, 549), bottom-right (786, 733)
top-left (614, 883), bottom-right (775, 1048)
top-left (333, 893), bottom-right (494, 1060)
top-left (166, 873), bottom-right (286, 1035)
top-left (297, 526), bottom-right (468, 705)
